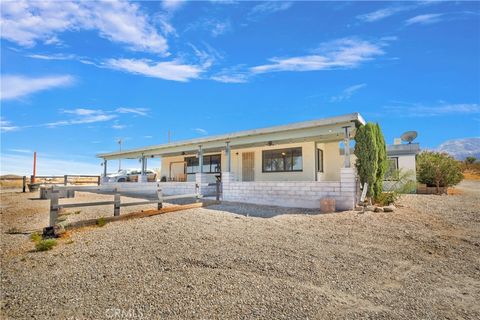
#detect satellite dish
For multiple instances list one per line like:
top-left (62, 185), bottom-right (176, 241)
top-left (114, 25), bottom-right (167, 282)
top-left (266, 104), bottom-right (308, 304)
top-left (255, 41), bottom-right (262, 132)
top-left (401, 131), bottom-right (418, 144)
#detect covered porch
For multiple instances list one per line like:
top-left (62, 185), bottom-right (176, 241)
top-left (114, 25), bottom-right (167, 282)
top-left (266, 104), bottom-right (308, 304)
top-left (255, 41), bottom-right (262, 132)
top-left (96, 113), bottom-right (365, 209)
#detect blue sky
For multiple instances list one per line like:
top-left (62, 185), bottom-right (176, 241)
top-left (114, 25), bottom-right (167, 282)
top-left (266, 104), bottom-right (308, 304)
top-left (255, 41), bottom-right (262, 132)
top-left (1, 0), bottom-right (479, 175)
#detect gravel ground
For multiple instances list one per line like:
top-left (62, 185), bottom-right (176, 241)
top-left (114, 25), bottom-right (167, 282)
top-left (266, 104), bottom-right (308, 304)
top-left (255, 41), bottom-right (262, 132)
top-left (1, 181), bottom-right (479, 319)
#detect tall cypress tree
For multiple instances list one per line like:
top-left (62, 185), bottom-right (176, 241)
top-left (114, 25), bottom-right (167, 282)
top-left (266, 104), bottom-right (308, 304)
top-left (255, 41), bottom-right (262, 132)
top-left (354, 123), bottom-right (378, 197)
top-left (373, 123), bottom-right (387, 199)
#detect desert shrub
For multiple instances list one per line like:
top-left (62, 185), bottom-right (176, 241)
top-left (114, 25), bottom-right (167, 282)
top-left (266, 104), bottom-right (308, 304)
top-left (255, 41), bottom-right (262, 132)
top-left (30, 232), bottom-right (42, 243)
top-left (465, 156), bottom-right (477, 166)
top-left (35, 239), bottom-right (57, 251)
top-left (417, 151), bottom-right (463, 194)
top-left (376, 192), bottom-right (398, 206)
top-left (74, 210), bottom-right (81, 215)
top-left (96, 217), bottom-right (106, 227)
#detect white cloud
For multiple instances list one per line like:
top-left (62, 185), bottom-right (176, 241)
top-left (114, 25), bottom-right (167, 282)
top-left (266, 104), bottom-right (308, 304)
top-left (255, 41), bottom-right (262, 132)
top-left (405, 13), bottom-right (444, 26)
top-left (105, 58), bottom-right (205, 82)
top-left (251, 38), bottom-right (385, 74)
top-left (330, 83), bottom-right (367, 103)
top-left (46, 108), bottom-right (117, 127)
top-left (384, 103), bottom-right (480, 117)
top-left (0, 118), bottom-right (19, 132)
top-left (8, 148), bottom-right (32, 153)
top-left (211, 74), bottom-right (249, 83)
top-left (1, 74), bottom-right (74, 100)
top-left (248, 1), bottom-right (293, 20)
top-left (115, 108), bottom-right (149, 116)
top-left (0, 1), bottom-right (168, 54)
top-left (357, 6), bottom-right (412, 22)
top-left (193, 128), bottom-right (208, 135)
top-left (211, 20), bottom-right (232, 37)
top-left (357, 1), bottom-right (437, 23)
top-left (0, 153), bottom-right (101, 175)
top-left (62, 108), bottom-right (100, 116)
top-left (26, 53), bottom-right (77, 60)
top-left (161, 0), bottom-right (186, 12)
top-left (112, 124), bottom-right (127, 130)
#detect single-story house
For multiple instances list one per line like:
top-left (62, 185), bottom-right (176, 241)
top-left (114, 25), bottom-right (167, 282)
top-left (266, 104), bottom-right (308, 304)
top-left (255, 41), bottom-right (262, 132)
top-left (97, 113), bottom-right (366, 210)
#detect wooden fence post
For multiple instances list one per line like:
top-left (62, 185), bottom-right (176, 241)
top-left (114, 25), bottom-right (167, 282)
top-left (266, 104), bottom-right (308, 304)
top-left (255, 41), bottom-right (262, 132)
top-left (157, 184), bottom-right (163, 210)
top-left (22, 176), bottom-right (26, 193)
top-left (49, 187), bottom-right (60, 227)
top-left (113, 189), bottom-right (120, 216)
top-left (97, 176), bottom-right (101, 186)
top-left (64, 175), bottom-right (68, 186)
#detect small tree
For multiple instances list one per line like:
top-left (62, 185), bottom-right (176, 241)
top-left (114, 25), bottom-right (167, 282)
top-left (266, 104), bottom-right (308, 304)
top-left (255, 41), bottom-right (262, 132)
top-left (465, 156), bottom-right (476, 168)
top-left (354, 123), bottom-right (378, 198)
top-left (417, 151), bottom-right (463, 194)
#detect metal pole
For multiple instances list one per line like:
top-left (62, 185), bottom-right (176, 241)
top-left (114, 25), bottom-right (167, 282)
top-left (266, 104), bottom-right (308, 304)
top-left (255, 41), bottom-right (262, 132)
top-left (225, 141), bottom-right (231, 172)
top-left (117, 139), bottom-right (123, 171)
top-left (32, 151), bottom-right (37, 183)
top-left (103, 159), bottom-right (107, 177)
top-left (343, 126), bottom-right (351, 168)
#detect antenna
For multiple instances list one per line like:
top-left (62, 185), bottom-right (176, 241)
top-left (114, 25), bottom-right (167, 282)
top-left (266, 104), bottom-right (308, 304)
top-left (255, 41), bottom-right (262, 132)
top-left (400, 131), bottom-right (418, 144)
top-left (116, 138), bottom-right (123, 171)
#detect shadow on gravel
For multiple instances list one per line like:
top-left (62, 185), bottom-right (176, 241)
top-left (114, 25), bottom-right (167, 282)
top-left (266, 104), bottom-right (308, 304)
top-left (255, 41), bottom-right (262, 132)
top-left (206, 201), bottom-right (321, 218)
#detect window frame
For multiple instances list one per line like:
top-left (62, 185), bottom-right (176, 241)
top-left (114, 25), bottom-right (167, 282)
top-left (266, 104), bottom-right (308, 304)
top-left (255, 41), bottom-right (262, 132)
top-left (185, 154), bottom-right (221, 174)
top-left (262, 147), bottom-right (303, 173)
top-left (385, 157), bottom-right (399, 181)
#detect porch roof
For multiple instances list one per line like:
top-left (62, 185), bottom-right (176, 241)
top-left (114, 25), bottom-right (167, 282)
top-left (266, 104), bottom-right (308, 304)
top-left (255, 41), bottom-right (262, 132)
top-left (97, 113), bottom-right (366, 160)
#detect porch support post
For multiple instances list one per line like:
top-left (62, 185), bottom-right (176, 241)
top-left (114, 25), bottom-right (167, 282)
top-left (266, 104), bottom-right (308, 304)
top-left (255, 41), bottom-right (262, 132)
top-left (101, 159), bottom-right (109, 184)
top-left (343, 126), bottom-right (351, 168)
top-left (139, 156), bottom-right (147, 183)
top-left (198, 145), bottom-right (204, 173)
top-left (225, 141), bottom-right (231, 172)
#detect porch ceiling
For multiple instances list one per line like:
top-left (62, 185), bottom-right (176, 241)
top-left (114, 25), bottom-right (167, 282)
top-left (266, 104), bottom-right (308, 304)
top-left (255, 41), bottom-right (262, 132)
top-left (98, 113), bottom-right (364, 160)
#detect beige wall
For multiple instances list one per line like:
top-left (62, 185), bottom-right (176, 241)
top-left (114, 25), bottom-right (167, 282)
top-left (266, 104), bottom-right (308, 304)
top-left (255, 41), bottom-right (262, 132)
top-left (160, 140), bottom-right (349, 182)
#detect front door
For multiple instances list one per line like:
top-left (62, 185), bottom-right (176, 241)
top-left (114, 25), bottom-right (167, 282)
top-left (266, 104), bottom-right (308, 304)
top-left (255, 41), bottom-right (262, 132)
top-left (242, 152), bottom-right (255, 181)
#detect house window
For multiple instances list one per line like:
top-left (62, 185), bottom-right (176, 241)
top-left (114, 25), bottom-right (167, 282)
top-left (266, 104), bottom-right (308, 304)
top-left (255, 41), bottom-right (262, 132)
top-left (317, 149), bottom-right (324, 172)
top-left (185, 154), bottom-right (221, 174)
top-left (385, 157), bottom-right (399, 180)
top-left (262, 147), bottom-right (303, 172)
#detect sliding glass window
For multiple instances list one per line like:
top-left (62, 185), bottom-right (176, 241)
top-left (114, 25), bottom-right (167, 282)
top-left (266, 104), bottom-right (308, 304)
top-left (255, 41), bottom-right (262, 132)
top-left (262, 147), bottom-right (303, 172)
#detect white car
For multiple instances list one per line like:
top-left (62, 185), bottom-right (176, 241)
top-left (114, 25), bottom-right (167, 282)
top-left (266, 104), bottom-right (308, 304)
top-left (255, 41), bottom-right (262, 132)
top-left (108, 169), bottom-right (157, 182)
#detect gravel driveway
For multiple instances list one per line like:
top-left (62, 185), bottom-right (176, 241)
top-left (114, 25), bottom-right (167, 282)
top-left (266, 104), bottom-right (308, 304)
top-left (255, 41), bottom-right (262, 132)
top-left (1, 181), bottom-right (479, 319)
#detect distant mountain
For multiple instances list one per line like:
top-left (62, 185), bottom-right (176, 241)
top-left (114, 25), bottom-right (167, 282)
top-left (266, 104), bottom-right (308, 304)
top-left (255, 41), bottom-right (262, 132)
top-left (437, 137), bottom-right (480, 160)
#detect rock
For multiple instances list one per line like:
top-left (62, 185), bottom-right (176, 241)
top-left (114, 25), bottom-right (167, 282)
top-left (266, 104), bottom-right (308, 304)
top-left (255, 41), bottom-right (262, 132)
top-left (354, 205), bottom-right (364, 211)
top-left (365, 205), bottom-right (375, 212)
top-left (374, 207), bottom-right (384, 212)
top-left (384, 205), bottom-right (395, 212)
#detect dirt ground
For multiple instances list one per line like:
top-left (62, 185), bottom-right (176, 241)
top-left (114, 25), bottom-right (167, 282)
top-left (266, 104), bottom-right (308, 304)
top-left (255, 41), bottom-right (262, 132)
top-left (1, 181), bottom-right (479, 319)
